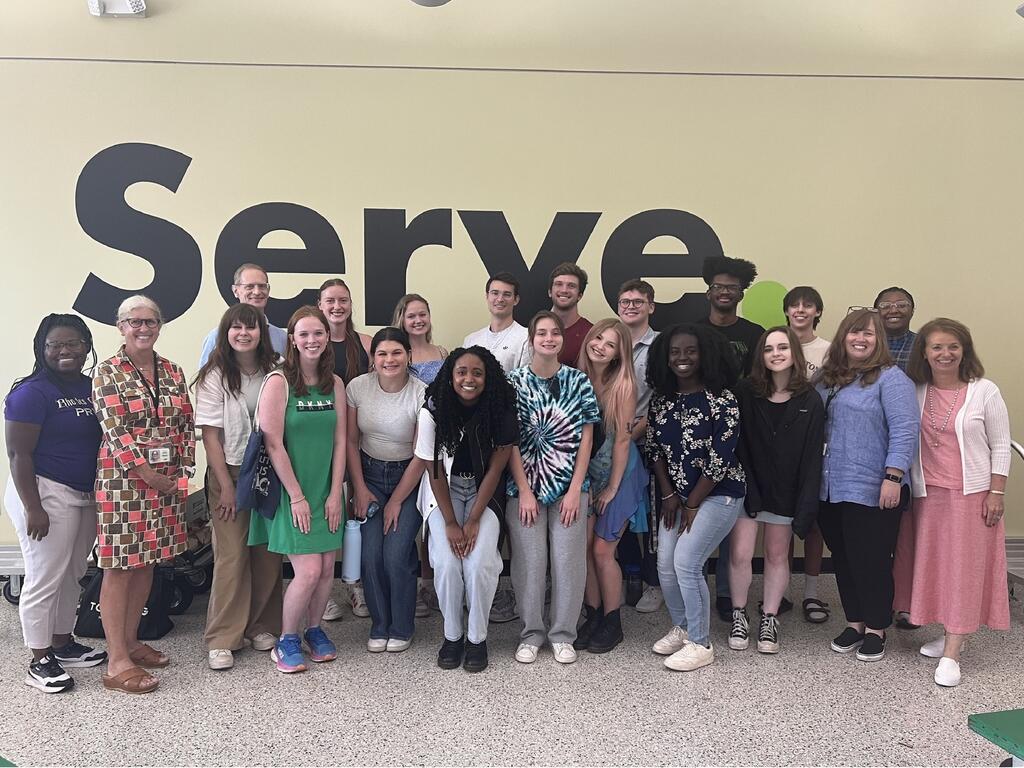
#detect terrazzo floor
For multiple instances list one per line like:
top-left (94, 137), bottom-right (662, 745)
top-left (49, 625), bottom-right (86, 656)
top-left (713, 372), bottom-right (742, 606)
top-left (0, 575), bottom-right (1020, 767)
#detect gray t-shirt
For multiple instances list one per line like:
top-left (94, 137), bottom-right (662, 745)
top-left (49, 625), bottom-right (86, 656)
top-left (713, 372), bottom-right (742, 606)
top-left (346, 372), bottom-right (426, 461)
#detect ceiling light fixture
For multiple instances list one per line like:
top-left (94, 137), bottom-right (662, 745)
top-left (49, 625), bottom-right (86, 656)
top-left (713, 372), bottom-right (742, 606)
top-left (87, 0), bottom-right (147, 18)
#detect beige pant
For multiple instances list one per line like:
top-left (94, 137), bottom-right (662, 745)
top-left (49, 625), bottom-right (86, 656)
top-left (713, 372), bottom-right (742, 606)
top-left (203, 465), bottom-right (283, 650)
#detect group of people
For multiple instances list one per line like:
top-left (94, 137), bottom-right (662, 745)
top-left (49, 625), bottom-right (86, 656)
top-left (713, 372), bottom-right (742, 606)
top-left (3, 256), bottom-right (1011, 695)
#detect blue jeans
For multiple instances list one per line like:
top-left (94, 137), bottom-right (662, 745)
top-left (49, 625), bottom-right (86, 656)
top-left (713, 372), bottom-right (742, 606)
top-left (359, 453), bottom-right (421, 641)
top-left (657, 495), bottom-right (742, 647)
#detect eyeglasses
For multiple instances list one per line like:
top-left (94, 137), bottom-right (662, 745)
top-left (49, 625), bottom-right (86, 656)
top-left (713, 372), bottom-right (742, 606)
top-left (235, 282), bottom-right (270, 292)
top-left (121, 318), bottom-right (161, 329)
top-left (877, 301), bottom-right (912, 311)
top-left (44, 339), bottom-right (86, 352)
top-left (846, 306), bottom-right (880, 315)
top-left (709, 283), bottom-right (742, 294)
top-left (618, 298), bottom-right (650, 309)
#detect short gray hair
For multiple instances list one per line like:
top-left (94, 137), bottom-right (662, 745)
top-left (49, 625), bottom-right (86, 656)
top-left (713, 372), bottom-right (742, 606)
top-left (116, 294), bottom-right (163, 324)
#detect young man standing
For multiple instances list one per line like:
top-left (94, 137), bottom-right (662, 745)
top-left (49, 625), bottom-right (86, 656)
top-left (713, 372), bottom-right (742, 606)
top-left (873, 286), bottom-right (917, 372)
top-left (784, 286), bottom-right (831, 623)
top-left (548, 262), bottom-right (593, 367)
top-left (198, 263), bottom-right (287, 368)
top-left (463, 272), bottom-right (530, 374)
top-left (617, 279), bottom-right (662, 612)
top-left (698, 255), bottom-right (765, 620)
top-left (462, 271), bottom-right (529, 624)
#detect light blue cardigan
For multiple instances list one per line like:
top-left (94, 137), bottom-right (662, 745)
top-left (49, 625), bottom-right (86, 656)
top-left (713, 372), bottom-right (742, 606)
top-left (816, 366), bottom-right (920, 507)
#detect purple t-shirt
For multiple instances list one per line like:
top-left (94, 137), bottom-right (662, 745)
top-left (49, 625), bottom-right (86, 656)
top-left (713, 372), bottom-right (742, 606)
top-left (4, 373), bottom-right (101, 493)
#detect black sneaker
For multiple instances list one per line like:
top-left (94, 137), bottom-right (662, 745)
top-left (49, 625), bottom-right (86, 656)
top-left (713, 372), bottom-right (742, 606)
top-left (716, 596), bottom-right (732, 622)
top-left (856, 632), bottom-right (886, 662)
top-left (830, 627), bottom-right (866, 653)
top-left (757, 613), bottom-right (780, 654)
top-left (437, 637), bottom-right (465, 670)
top-left (463, 639), bottom-right (488, 673)
top-left (53, 640), bottom-right (107, 668)
top-left (728, 607), bottom-right (750, 650)
top-left (25, 655), bottom-right (74, 694)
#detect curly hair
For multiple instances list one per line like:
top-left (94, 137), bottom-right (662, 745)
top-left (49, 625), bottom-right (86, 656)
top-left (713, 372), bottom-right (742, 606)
top-left (9, 313), bottom-right (96, 395)
top-left (646, 322), bottom-right (739, 397)
top-left (283, 306), bottom-right (336, 396)
top-left (193, 304), bottom-right (278, 396)
top-left (701, 255), bottom-right (758, 290)
top-left (423, 346), bottom-right (515, 476)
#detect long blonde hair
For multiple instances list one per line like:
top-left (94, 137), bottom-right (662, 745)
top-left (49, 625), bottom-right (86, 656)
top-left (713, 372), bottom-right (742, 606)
top-left (577, 318), bottom-right (636, 435)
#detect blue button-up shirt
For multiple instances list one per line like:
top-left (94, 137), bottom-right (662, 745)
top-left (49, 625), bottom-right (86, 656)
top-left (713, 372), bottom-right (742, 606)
top-left (817, 366), bottom-right (919, 507)
top-left (886, 331), bottom-right (917, 372)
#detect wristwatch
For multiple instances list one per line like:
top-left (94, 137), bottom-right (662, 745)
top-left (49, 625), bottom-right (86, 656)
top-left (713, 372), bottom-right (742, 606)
top-left (884, 472), bottom-right (902, 483)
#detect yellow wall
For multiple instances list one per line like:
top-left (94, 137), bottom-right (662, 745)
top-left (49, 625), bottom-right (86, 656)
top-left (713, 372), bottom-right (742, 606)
top-left (2, 1), bottom-right (1023, 543)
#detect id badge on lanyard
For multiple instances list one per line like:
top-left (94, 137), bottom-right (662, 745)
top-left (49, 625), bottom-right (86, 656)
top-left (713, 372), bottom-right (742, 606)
top-left (129, 353), bottom-right (173, 466)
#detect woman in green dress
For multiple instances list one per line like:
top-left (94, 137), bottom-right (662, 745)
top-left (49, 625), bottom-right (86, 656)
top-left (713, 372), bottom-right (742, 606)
top-left (250, 306), bottom-right (347, 673)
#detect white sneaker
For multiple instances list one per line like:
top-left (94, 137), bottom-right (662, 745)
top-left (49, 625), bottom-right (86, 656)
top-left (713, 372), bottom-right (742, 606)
top-left (386, 638), bottom-right (412, 653)
top-left (664, 640), bottom-right (715, 671)
top-left (249, 632), bottom-right (276, 652)
top-left (652, 626), bottom-right (689, 655)
top-left (208, 649), bottom-right (234, 670)
top-left (934, 657), bottom-right (962, 687)
top-left (515, 643), bottom-right (539, 664)
top-left (367, 637), bottom-right (388, 653)
top-left (919, 637), bottom-right (945, 658)
top-left (552, 643), bottom-right (577, 664)
top-left (635, 586), bottom-right (664, 613)
top-left (350, 583), bottom-right (370, 618)
top-left (322, 598), bottom-right (345, 622)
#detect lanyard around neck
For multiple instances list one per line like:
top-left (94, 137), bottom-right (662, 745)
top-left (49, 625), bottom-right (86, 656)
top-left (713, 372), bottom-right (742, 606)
top-left (126, 351), bottom-right (161, 422)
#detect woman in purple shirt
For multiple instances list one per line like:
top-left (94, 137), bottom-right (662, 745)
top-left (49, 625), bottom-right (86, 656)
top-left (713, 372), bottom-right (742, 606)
top-left (816, 309), bottom-right (919, 663)
top-left (4, 314), bottom-right (106, 693)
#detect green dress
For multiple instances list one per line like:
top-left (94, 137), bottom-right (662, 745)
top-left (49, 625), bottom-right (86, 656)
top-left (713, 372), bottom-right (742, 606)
top-left (249, 382), bottom-right (344, 555)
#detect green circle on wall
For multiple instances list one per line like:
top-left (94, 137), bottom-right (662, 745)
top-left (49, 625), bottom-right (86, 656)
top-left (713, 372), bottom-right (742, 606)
top-left (742, 281), bottom-right (788, 329)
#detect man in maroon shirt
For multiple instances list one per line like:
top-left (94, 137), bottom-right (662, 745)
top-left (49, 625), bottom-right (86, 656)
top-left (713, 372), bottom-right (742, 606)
top-left (548, 262), bottom-right (593, 367)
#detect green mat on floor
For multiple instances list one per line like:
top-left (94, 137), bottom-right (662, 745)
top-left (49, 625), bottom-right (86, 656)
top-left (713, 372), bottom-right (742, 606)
top-left (0, 755), bottom-right (14, 766)
top-left (969, 708), bottom-right (1024, 759)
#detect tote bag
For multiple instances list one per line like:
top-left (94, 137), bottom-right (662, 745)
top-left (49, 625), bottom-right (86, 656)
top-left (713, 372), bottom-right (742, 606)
top-left (236, 370), bottom-right (284, 520)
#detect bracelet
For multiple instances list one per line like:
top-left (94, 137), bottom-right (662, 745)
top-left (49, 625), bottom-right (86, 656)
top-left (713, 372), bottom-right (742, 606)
top-left (660, 492), bottom-right (677, 501)
top-left (290, 495), bottom-right (306, 505)
top-left (883, 473), bottom-right (902, 483)
top-left (684, 504), bottom-right (700, 512)
top-left (989, 489), bottom-right (1006, 496)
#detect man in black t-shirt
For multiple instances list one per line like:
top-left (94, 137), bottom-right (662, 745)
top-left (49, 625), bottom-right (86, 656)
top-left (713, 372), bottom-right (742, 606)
top-left (697, 255), bottom-right (765, 621)
top-left (697, 255), bottom-right (765, 376)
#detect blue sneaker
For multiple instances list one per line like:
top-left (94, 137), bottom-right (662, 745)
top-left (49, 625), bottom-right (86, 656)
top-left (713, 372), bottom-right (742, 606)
top-left (271, 634), bottom-right (307, 673)
top-left (303, 626), bottom-right (337, 663)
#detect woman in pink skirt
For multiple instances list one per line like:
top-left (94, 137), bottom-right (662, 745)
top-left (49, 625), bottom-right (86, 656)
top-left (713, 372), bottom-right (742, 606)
top-left (904, 318), bottom-right (1011, 687)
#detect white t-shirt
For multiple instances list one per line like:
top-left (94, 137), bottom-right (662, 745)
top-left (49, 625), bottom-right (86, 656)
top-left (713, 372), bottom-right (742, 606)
top-left (346, 372), bottom-right (426, 461)
top-left (802, 336), bottom-right (831, 378)
top-left (463, 322), bottom-right (530, 374)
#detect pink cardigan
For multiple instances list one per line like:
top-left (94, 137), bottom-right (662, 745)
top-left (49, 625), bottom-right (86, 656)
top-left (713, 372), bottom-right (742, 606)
top-left (910, 378), bottom-right (1011, 497)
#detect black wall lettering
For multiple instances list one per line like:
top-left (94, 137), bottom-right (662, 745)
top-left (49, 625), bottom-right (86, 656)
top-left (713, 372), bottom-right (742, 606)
top-left (363, 208), bottom-right (453, 325)
top-left (457, 211), bottom-right (602, 323)
top-left (601, 209), bottom-right (721, 329)
top-left (73, 142), bottom-right (201, 324)
top-left (215, 203), bottom-right (344, 328)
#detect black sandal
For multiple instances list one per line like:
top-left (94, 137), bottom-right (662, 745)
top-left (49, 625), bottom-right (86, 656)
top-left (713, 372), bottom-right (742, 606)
top-left (802, 598), bottom-right (830, 624)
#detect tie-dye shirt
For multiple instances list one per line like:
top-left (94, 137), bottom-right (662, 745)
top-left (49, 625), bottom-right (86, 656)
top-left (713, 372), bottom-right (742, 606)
top-left (507, 365), bottom-right (602, 504)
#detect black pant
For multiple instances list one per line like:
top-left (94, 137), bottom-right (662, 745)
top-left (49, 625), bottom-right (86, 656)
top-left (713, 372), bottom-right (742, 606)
top-left (817, 500), bottom-right (902, 631)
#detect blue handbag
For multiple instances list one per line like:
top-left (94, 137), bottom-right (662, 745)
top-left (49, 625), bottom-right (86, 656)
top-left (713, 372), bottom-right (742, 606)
top-left (236, 372), bottom-right (282, 520)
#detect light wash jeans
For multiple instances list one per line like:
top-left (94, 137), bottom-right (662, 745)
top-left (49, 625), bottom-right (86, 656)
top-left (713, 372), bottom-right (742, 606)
top-left (657, 495), bottom-right (743, 647)
top-left (426, 475), bottom-right (502, 644)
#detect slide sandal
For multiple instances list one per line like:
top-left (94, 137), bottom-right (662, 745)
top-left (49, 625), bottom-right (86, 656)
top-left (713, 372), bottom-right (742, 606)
top-left (102, 666), bottom-right (159, 694)
top-left (129, 643), bottom-right (170, 668)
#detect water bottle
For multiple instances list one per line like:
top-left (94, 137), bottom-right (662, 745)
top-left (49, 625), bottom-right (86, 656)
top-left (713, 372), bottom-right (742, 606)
top-left (341, 519), bottom-right (363, 583)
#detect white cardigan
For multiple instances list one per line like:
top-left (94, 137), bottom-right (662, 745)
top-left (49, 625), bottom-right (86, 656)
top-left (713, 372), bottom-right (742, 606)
top-left (910, 378), bottom-right (1011, 497)
top-left (194, 367), bottom-right (264, 467)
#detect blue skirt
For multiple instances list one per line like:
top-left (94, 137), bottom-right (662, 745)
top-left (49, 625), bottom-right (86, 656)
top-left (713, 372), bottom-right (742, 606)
top-left (587, 440), bottom-right (650, 542)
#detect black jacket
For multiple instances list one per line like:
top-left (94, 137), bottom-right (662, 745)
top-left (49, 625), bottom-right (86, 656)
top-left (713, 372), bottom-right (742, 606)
top-left (734, 379), bottom-right (825, 539)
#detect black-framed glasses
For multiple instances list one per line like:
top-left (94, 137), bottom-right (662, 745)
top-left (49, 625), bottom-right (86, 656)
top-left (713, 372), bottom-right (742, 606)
top-left (234, 282), bottom-right (270, 292)
top-left (121, 318), bottom-right (161, 329)
top-left (44, 339), bottom-right (86, 352)
top-left (877, 301), bottom-right (912, 311)
top-left (846, 306), bottom-right (880, 315)
top-left (618, 298), bottom-right (650, 309)
top-left (709, 283), bottom-right (742, 294)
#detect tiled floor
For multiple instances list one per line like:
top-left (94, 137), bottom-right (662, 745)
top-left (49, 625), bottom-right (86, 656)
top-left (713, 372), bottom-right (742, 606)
top-left (0, 576), bottom-right (1019, 766)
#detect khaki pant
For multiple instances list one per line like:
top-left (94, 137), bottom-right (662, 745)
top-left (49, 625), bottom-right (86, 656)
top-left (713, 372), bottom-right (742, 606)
top-left (203, 465), bottom-right (283, 650)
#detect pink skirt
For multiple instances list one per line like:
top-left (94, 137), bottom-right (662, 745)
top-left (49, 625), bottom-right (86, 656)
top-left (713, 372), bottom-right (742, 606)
top-left (907, 487), bottom-right (1009, 634)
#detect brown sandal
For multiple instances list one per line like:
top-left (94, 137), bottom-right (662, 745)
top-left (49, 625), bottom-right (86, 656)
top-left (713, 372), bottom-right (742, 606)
top-left (102, 666), bottom-right (159, 694)
top-left (129, 643), bottom-right (170, 668)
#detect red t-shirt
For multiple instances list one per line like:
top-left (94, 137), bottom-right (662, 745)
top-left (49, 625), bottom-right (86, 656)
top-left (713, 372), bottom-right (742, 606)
top-left (559, 316), bottom-right (594, 367)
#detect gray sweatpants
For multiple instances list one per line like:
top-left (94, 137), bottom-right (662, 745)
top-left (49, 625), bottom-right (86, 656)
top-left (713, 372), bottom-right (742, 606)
top-left (506, 494), bottom-right (588, 646)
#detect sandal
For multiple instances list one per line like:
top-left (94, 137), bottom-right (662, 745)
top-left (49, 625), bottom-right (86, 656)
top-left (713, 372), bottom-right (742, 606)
top-left (102, 665), bottom-right (159, 694)
top-left (894, 611), bottom-right (920, 630)
top-left (802, 598), bottom-right (830, 624)
top-left (129, 643), bottom-right (170, 668)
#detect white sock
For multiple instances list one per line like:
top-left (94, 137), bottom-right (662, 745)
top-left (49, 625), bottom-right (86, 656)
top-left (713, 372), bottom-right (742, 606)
top-left (803, 574), bottom-right (819, 600)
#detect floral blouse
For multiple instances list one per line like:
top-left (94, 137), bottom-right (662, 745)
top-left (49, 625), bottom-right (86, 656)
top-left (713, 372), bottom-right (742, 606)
top-left (646, 388), bottom-right (745, 500)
